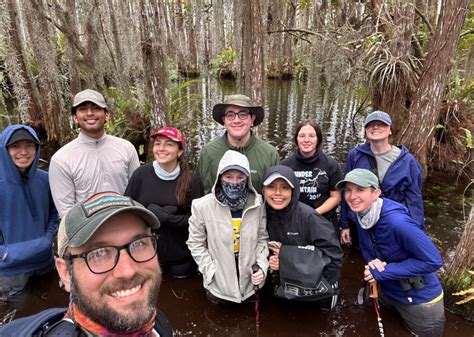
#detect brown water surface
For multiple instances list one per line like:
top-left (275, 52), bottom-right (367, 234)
top-left (1, 78), bottom-right (473, 336)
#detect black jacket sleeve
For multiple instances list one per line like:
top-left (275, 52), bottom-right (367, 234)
top-left (308, 213), bottom-right (343, 283)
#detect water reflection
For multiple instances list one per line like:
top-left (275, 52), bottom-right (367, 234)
top-left (186, 76), bottom-right (366, 168)
top-left (1, 77), bottom-right (473, 336)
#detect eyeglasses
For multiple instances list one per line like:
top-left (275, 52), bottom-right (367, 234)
top-left (224, 111), bottom-right (251, 120)
top-left (66, 235), bottom-right (158, 274)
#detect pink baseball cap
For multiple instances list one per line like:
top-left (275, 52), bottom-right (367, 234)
top-left (150, 127), bottom-right (185, 147)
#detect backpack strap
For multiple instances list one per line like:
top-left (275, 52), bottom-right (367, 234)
top-left (0, 308), bottom-right (67, 337)
top-left (153, 309), bottom-right (174, 337)
top-left (365, 154), bottom-right (379, 178)
top-left (42, 319), bottom-right (85, 337)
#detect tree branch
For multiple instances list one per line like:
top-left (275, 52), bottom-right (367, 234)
top-left (461, 28), bottom-right (474, 37)
top-left (415, 6), bottom-right (434, 36)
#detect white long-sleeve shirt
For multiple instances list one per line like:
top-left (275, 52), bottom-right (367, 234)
top-left (49, 132), bottom-right (140, 218)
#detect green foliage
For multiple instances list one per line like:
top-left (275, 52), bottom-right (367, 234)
top-left (166, 79), bottom-right (202, 127)
top-left (55, 32), bottom-right (66, 60)
top-left (458, 3), bottom-right (474, 59)
top-left (209, 48), bottom-right (236, 77)
top-left (104, 86), bottom-right (149, 140)
top-left (447, 3), bottom-right (474, 106)
top-left (296, 0), bottom-right (312, 10)
top-left (446, 69), bottom-right (464, 100)
top-left (294, 58), bottom-right (308, 81)
top-left (443, 269), bottom-right (474, 319)
top-left (459, 127), bottom-right (473, 149)
top-left (166, 57), bottom-right (180, 82)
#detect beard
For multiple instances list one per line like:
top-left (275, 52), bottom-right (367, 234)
top-left (72, 269), bottom-right (161, 332)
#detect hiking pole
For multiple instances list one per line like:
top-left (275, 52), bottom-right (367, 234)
top-left (369, 281), bottom-right (385, 337)
top-left (251, 263), bottom-right (261, 330)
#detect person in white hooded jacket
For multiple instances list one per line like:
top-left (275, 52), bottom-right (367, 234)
top-left (187, 150), bottom-right (269, 303)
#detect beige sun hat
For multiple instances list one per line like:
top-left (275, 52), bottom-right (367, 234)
top-left (212, 94), bottom-right (264, 126)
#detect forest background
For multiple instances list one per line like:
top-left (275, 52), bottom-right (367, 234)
top-left (0, 0), bottom-right (473, 319)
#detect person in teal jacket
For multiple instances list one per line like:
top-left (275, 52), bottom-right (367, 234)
top-left (0, 125), bottom-right (58, 299)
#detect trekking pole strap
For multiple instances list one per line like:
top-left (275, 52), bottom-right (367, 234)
top-left (369, 281), bottom-right (379, 299)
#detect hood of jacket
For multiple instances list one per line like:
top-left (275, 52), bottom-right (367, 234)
top-left (0, 124), bottom-right (41, 183)
top-left (212, 149), bottom-right (258, 195)
top-left (263, 165), bottom-right (300, 213)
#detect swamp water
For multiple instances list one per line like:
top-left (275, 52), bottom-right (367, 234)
top-left (1, 77), bottom-right (473, 336)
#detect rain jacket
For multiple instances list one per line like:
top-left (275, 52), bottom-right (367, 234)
top-left (187, 150), bottom-right (269, 303)
top-left (197, 131), bottom-right (280, 194)
top-left (348, 198), bottom-right (443, 305)
top-left (0, 125), bottom-right (58, 276)
top-left (264, 165), bottom-right (343, 301)
top-left (340, 143), bottom-right (424, 229)
top-left (0, 307), bottom-right (173, 337)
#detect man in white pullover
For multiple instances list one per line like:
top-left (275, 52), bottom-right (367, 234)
top-left (49, 89), bottom-right (140, 218)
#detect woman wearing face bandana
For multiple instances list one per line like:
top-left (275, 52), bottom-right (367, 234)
top-left (187, 150), bottom-right (269, 303)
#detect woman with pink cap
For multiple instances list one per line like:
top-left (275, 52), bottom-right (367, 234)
top-left (125, 127), bottom-right (203, 278)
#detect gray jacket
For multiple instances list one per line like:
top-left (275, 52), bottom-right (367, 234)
top-left (187, 150), bottom-right (269, 303)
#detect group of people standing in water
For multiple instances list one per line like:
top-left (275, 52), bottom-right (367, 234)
top-left (0, 90), bottom-right (445, 337)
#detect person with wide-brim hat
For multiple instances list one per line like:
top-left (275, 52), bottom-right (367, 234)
top-left (212, 94), bottom-right (265, 127)
top-left (197, 94), bottom-right (279, 194)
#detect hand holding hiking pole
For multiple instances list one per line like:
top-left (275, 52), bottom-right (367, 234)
top-left (251, 263), bottom-right (261, 330)
top-left (369, 281), bottom-right (385, 337)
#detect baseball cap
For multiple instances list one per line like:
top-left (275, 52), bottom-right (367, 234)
top-left (71, 89), bottom-right (108, 113)
top-left (335, 169), bottom-right (379, 189)
top-left (6, 128), bottom-right (39, 147)
top-left (220, 164), bottom-right (250, 176)
top-left (263, 172), bottom-right (295, 189)
top-left (150, 127), bottom-right (185, 147)
top-left (57, 192), bottom-right (160, 258)
top-left (364, 111), bottom-right (392, 127)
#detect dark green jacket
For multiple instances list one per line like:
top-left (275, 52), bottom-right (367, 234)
top-left (197, 132), bottom-right (280, 194)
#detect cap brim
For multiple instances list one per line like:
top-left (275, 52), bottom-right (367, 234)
top-left (220, 164), bottom-right (250, 176)
top-left (335, 179), bottom-right (373, 189)
top-left (66, 207), bottom-right (160, 250)
top-left (263, 173), bottom-right (294, 189)
top-left (6, 131), bottom-right (38, 147)
top-left (71, 99), bottom-right (107, 112)
top-left (364, 120), bottom-right (391, 127)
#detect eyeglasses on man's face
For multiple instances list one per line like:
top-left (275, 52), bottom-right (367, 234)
top-left (224, 110), bottom-right (251, 120)
top-left (66, 235), bottom-right (158, 274)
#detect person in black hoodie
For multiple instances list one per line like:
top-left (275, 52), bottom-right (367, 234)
top-left (262, 165), bottom-right (343, 310)
top-left (281, 120), bottom-right (343, 232)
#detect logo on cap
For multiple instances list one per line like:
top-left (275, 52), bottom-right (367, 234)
top-left (81, 192), bottom-right (134, 218)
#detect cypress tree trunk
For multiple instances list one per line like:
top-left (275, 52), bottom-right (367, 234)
top-left (396, 0), bottom-right (470, 170)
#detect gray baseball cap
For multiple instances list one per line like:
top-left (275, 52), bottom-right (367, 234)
top-left (336, 169), bottom-right (379, 189)
top-left (57, 192), bottom-right (160, 258)
top-left (262, 172), bottom-right (295, 189)
top-left (71, 89), bottom-right (108, 113)
top-left (364, 110), bottom-right (392, 127)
